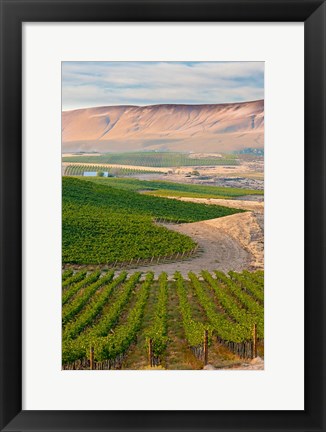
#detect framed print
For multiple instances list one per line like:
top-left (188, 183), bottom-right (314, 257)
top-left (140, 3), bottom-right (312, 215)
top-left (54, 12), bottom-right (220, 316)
top-left (0, 0), bottom-right (325, 431)
top-left (61, 60), bottom-right (265, 372)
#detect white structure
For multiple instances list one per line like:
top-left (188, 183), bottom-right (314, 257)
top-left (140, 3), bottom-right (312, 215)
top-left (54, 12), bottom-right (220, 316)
top-left (83, 171), bottom-right (109, 177)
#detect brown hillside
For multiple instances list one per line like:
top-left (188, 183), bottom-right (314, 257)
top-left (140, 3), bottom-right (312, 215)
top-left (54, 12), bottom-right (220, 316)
top-left (62, 100), bottom-right (264, 153)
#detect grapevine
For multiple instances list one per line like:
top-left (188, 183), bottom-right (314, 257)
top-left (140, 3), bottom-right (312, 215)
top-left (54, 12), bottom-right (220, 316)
top-left (145, 272), bottom-right (169, 359)
top-left (228, 271), bottom-right (264, 303)
top-left (62, 269), bottom-right (73, 281)
top-left (201, 271), bottom-right (263, 338)
top-left (62, 270), bottom-right (87, 289)
top-left (188, 272), bottom-right (252, 343)
top-left (174, 272), bottom-right (207, 350)
top-left (62, 271), bottom-right (101, 306)
top-left (62, 272), bottom-right (129, 341)
top-left (62, 271), bottom-right (114, 325)
top-left (95, 272), bottom-right (154, 362)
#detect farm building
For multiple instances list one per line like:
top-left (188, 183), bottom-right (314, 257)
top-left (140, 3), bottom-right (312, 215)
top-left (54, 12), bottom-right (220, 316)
top-left (83, 171), bottom-right (109, 177)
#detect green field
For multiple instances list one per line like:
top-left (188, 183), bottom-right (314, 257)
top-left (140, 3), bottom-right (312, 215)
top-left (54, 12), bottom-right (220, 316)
top-left (62, 269), bottom-right (264, 369)
top-left (63, 177), bottom-right (242, 265)
top-left (81, 176), bottom-right (263, 199)
top-left (62, 151), bottom-right (239, 167)
top-left (64, 164), bottom-right (162, 176)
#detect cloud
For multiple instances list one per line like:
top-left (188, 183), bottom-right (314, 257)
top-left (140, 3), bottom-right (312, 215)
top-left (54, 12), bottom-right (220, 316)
top-left (62, 61), bottom-right (264, 110)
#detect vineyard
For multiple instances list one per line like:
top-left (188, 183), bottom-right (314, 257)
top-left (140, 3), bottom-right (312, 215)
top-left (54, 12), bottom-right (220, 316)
top-left (62, 152), bottom-right (239, 167)
top-left (80, 177), bottom-right (264, 199)
top-left (63, 177), bottom-right (242, 265)
top-left (62, 269), bottom-right (264, 370)
top-left (64, 164), bottom-right (162, 176)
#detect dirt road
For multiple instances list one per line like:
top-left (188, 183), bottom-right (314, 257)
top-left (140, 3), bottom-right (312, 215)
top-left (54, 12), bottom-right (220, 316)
top-left (66, 196), bottom-right (264, 278)
top-left (128, 218), bottom-right (251, 278)
top-left (127, 197), bottom-right (264, 278)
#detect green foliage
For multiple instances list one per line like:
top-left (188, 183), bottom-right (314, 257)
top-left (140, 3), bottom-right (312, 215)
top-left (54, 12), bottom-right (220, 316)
top-left (62, 272), bottom-right (128, 343)
top-left (96, 273), bottom-right (154, 361)
top-left (97, 171), bottom-right (104, 177)
top-left (62, 271), bottom-right (114, 325)
top-left (63, 272), bottom-right (152, 364)
top-left (215, 271), bottom-right (264, 319)
top-left (90, 272), bottom-right (141, 338)
top-left (64, 164), bottom-right (162, 176)
top-left (174, 272), bottom-right (207, 348)
top-left (83, 176), bottom-right (263, 198)
top-left (228, 271), bottom-right (264, 303)
top-left (62, 270), bottom-right (87, 289)
top-left (62, 269), bottom-right (73, 281)
top-left (62, 271), bottom-right (101, 306)
top-left (62, 270), bottom-right (265, 367)
top-left (63, 177), bottom-right (241, 265)
top-left (241, 270), bottom-right (264, 291)
top-left (63, 152), bottom-right (239, 167)
top-left (63, 205), bottom-right (196, 265)
top-left (145, 272), bottom-right (169, 356)
top-left (201, 271), bottom-right (263, 339)
top-left (63, 177), bottom-right (242, 219)
top-left (188, 272), bottom-right (251, 343)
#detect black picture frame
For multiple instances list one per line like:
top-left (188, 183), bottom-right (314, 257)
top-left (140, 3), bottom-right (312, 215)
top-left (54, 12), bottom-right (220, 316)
top-left (0, 0), bottom-right (325, 431)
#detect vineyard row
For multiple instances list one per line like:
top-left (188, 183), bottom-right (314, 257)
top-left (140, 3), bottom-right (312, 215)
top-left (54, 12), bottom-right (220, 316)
top-left (62, 269), bottom-right (264, 369)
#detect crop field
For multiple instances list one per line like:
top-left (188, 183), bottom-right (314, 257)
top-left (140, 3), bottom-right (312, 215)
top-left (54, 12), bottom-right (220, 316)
top-left (62, 269), bottom-right (264, 370)
top-left (63, 177), bottom-right (243, 265)
top-left (80, 177), bottom-right (264, 199)
top-left (62, 152), bottom-right (239, 167)
top-left (64, 164), bottom-right (162, 176)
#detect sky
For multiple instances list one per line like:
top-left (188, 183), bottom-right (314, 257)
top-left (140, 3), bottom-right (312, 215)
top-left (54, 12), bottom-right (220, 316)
top-left (62, 61), bottom-right (264, 111)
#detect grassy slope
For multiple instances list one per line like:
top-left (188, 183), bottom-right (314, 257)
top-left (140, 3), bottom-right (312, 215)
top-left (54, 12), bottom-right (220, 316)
top-left (80, 176), bottom-right (263, 199)
top-left (63, 177), bottom-right (243, 265)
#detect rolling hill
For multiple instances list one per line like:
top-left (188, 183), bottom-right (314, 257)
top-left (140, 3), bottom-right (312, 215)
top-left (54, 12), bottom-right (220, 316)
top-left (62, 100), bottom-right (264, 153)
top-left (62, 177), bottom-right (242, 265)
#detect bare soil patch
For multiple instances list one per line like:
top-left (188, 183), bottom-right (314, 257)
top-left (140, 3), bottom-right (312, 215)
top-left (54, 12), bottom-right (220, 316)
top-left (203, 212), bottom-right (264, 270)
top-left (204, 356), bottom-right (264, 370)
